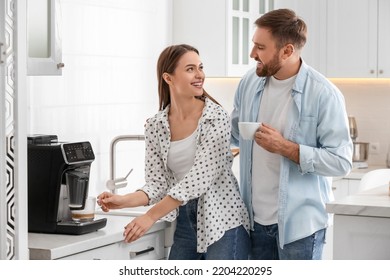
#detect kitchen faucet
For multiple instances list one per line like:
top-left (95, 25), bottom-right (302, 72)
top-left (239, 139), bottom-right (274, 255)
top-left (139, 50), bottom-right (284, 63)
top-left (109, 134), bottom-right (145, 193)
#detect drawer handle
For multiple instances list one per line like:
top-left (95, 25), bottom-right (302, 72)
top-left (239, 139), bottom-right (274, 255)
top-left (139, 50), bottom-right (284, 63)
top-left (129, 246), bottom-right (154, 258)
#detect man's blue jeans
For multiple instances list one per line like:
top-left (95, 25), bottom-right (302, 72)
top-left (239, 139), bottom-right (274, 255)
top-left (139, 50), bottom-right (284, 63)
top-left (168, 198), bottom-right (250, 260)
top-left (249, 222), bottom-right (326, 260)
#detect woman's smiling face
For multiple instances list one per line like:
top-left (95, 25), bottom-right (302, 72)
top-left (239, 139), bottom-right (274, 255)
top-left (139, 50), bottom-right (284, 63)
top-left (165, 51), bottom-right (205, 98)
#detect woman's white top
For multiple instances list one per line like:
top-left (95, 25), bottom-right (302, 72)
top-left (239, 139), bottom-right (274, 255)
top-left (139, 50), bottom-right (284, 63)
top-left (167, 130), bottom-right (197, 181)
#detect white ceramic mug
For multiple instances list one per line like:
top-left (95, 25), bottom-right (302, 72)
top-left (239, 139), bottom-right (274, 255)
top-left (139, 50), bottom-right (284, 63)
top-left (238, 122), bottom-right (261, 140)
top-left (71, 196), bottom-right (96, 222)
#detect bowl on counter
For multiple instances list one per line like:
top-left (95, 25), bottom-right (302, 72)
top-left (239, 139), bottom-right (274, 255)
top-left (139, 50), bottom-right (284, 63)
top-left (352, 142), bottom-right (369, 162)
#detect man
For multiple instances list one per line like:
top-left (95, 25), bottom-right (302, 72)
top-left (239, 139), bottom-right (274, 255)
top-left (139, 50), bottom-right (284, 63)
top-left (230, 9), bottom-right (353, 260)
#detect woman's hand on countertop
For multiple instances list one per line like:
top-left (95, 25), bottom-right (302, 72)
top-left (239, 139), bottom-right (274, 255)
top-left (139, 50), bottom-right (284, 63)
top-left (123, 214), bottom-right (155, 243)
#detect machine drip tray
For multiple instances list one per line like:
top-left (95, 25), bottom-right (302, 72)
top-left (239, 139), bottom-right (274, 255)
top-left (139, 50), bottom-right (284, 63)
top-left (56, 218), bottom-right (107, 235)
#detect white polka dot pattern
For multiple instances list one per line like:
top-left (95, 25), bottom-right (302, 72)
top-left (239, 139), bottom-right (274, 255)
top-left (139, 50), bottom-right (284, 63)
top-left (140, 98), bottom-right (249, 252)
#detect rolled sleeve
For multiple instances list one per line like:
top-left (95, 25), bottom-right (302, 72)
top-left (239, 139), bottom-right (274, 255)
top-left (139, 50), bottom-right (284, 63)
top-left (298, 144), bottom-right (315, 174)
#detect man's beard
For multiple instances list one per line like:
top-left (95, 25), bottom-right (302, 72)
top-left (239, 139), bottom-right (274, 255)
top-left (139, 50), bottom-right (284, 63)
top-left (255, 53), bottom-right (282, 77)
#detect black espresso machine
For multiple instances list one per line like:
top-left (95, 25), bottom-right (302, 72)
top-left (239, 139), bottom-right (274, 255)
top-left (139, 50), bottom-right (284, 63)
top-left (27, 135), bottom-right (106, 235)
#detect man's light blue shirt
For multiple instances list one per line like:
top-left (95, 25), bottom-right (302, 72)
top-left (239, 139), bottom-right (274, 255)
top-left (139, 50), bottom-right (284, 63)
top-left (230, 60), bottom-right (353, 248)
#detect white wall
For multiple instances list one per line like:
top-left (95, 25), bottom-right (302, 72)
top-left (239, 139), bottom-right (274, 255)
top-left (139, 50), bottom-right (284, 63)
top-left (27, 0), bottom-right (172, 197)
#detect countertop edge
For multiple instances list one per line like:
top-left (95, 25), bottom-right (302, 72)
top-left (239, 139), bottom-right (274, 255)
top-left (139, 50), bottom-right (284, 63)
top-left (341, 165), bottom-right (388, 180)
top-left (326, 185), bottom-right (390, 218)
top-left (28, 215), bottom-right (169, 260)
top-left (326, 203), bottom-right (390, 218)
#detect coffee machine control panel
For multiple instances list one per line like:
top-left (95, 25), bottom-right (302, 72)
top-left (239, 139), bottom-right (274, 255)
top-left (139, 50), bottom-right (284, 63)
top-left (61, 142), bottom-right (95, 164)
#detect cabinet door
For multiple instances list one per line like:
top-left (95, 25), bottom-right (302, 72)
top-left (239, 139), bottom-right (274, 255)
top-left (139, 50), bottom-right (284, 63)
top-left (333, 215), bottom-right (390, 260)
top-left (59, 230), bottom-right (165, 260)
top-left (173, 0), bottom-right (227, 77)
top-left (347, 179), bottom-right (361, 196)
top-left (326, 0), bottom-right (377, 78)
top-left (377, 0), bottom-right (390, 77)
top-left (273, 0), bottom-right (327, 74)
top-left (27, 0), bottom-right (63, 75)
top-left (332, 179), bottom-right (349, 200)
top-left (228, 0), bottom-right (259, 76)
top-left (173, 0), bottom-right (257, 77)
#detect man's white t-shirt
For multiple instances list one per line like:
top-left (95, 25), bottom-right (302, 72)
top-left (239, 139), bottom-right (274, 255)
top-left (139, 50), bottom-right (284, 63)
top-left (252, 75), bottom-right (295, 225)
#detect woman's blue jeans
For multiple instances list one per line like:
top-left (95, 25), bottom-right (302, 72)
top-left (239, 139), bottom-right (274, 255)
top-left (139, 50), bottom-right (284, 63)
top-left (168, 198), bottom-right (250, 260)
top-left (249, 222), bottom-right (326, 260)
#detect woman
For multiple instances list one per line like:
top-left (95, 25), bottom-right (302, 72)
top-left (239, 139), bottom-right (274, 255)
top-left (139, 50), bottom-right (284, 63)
top-left (97, 44), bottom-right (249, 260)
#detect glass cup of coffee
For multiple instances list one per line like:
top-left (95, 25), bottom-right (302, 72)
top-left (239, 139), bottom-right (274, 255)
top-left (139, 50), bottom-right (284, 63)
top-left (71, 196), bottom-right (96, 222)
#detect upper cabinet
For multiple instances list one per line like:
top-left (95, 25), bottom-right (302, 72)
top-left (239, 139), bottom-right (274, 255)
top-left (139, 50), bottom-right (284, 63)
top-left (273, 0), bottom-right (327, 74)
top-left (274, 0), bottom-right (390, 78)
top-left (326, 0), bottom-right (390, 78)
top-left (172, 0), bottom-right (328, 77)
top-left (173, 0), bottom-right (264, 77)
top-left (173, 0), bottom-right (390, 79)
top-left (27, 0), bottom-right (63, 76)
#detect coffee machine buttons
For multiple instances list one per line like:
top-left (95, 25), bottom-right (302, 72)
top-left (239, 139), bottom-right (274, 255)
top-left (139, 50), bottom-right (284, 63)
top-left (61, 142), bottom-right (95, 164)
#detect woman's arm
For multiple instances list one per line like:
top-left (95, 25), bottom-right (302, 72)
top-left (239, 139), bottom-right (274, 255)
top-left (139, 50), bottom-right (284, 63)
top-left (97, 190), bottom-right (149, 212)
top-left (123, 195), bottom-right (182, 243)
top-left (146, 195), bottom-right (182, 222)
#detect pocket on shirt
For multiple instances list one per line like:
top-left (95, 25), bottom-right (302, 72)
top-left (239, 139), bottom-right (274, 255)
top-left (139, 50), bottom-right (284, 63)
top-left (296, 116), bottom-right (317, 146)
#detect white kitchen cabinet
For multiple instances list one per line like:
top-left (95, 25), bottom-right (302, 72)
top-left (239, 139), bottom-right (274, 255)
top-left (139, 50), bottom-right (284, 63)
top-left (273, 0), bottom-right (327, 74)
top-left (324, 177), bottom-right (361, 260)
top-left (346, 179), bottom-right (360, 196)
top-left (323, 178), bottom-right (347, 260)
top-left (172, 0), bottom-right (260, 77)
top-left (328, 185), bottom-right (390, 260)
top-left (333, 215), bottom-right (390, 259)
top-left (59, 230), bottom-right (165, 260)
top-left (332, 178), bottom-right (349, 200)
top-left (332, 178), bottom-right (361, 199)
top-left (29, 215), bottom-right (169, 260)
top-left (326, 0), bottom-right (390, 78)
top-left (27, 0), bottom-right (64, 75)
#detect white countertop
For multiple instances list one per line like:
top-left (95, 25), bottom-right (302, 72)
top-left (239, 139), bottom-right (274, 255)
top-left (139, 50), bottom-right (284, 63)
top-left (326, 184), bottom-right (390, 218)
top-left (28, 214), bottom-right (168, 259)
top-left (336, 165), bottom-right (387, 180)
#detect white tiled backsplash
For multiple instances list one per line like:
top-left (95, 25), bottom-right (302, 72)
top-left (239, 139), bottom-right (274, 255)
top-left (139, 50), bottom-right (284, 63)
top-left (27, 1), bottom-right (390, 198)
top-left (334, 79), bottom-right (390, 166)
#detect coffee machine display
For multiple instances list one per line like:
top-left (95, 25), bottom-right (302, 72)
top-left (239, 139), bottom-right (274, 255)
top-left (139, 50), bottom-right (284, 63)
top-left (27, 135), bottom-right (106, 235)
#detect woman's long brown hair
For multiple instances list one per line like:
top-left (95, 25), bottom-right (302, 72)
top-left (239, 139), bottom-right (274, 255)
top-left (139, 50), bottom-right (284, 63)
top-left (156, 44), bottom-right (220, 110)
